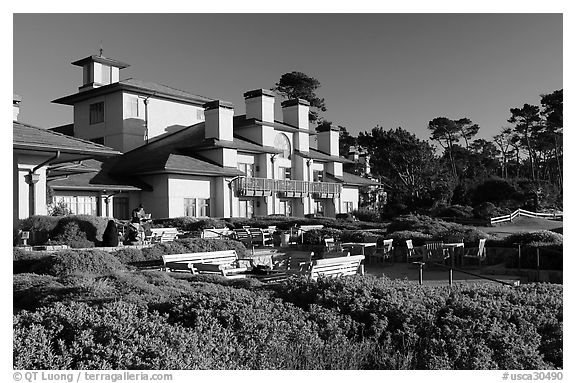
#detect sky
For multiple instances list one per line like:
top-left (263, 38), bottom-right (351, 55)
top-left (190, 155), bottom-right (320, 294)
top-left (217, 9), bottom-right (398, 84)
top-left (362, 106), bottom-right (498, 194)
top-left (13, 13), bottom-right (562, 143)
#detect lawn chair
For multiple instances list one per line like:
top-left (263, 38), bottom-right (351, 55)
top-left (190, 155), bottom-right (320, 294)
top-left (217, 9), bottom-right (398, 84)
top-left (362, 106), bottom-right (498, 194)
top-left (372, 239), bottom-right (394, 264)
top-left (462, 238), bottom-right (487, 268)
top-left (406, 239), bottom-right (425, 264)
top-left (425, 241), bottom-right (449, 268)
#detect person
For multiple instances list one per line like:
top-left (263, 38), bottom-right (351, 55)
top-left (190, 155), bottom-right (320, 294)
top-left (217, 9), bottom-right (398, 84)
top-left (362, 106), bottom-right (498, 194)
top-left (131, 204), bottom-right (147, 224)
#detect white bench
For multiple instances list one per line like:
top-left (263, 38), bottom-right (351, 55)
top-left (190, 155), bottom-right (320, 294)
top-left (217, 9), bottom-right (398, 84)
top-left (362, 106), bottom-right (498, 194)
top-left (162, 250), bottom-right (248, 279)
top-left (307, 254), bottom-right (365, 281)
top-left (247, 228), bottom-right (273, 247)
top-left (147, 227), bottom-right (179, 243)
top-left (201, 228), bottom-right (233, 239)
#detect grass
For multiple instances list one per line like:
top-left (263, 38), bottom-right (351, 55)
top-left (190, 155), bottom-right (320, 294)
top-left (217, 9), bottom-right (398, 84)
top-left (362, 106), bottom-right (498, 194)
top-left (478, 216), bottom-right (563, 238)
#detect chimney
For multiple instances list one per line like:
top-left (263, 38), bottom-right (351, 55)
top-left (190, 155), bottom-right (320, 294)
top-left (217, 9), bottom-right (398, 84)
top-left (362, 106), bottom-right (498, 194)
top-left (71, 55), bottom-right (129, 92)
top-left (244, 89), bottom-right (275, 122)
top-left (316, 123), bottom-right (340, 157)
top-left (204, 100), bottom-right (234, 141)
top-left (282, 98), bottom-right (310, 152)
top-left (13, 94), bottom-right (21, 121)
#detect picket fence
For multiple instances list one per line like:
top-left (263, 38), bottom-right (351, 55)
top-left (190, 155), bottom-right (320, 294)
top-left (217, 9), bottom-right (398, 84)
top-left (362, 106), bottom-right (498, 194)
top-left (490, 209), bottom-right (563, 225)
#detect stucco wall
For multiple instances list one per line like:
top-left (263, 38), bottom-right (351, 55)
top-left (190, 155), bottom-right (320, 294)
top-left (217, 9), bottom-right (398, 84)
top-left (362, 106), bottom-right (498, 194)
top-left (167, 175), bottom-right (212, 217)
top-left (341, 186), bottom-right (359, 211)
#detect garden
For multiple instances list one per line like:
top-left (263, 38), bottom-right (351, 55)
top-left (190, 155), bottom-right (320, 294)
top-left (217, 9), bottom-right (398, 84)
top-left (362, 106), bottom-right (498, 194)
top-left (13, 213), bottom-right (563, 370)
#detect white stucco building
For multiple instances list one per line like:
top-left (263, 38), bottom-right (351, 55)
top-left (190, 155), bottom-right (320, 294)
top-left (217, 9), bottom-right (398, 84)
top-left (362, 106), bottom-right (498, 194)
top-left (43, 53), bottom-right (379, 220)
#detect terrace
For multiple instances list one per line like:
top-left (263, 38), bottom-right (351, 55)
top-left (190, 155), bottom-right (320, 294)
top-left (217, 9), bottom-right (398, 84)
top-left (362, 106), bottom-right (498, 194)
top-left (231, 176), bottom-right (342, 198)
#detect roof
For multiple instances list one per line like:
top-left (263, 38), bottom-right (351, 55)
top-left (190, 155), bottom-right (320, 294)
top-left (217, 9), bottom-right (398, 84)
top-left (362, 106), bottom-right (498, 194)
top-left (13, 121), bottom-right (120, 162)
top-left (71, 55), bottom-right (130, 69)
top-left (233, 115), bottom-right (316, 135)
top-left (295, 148), bottom-right (354, 164)
top-left (325, 172), bottom-right (381, 187)
top-left (109, 122), bottom-right (243, 177)
top-left (48, 159), bottom-right (146, 191)
top-left (53, 78), bottom-right (213, 107)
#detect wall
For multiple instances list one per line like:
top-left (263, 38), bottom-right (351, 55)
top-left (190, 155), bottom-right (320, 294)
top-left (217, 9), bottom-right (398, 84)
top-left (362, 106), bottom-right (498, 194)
top-left (74, 92), bottom-right (124, 149)
top-left (341, 186), bottom-right (359, 212)
top-left (167, 175), bottom-right (212, 217)
top-left (142, 95), bottom-right (204, 142)
top-left (139, 174), bottom-right (169, 219)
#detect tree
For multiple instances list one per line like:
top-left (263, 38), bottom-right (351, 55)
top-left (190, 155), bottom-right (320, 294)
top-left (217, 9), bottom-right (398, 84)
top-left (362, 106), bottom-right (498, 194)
top-left (540, 89), bottom-right (563, 187)
top-left (338, 126), bottom-right (356, 158)
top-left (273, 71), bottom-right (327, 123)
top-left (493, 127), bottom-right (514, 179)
top-left (508, 104), bottom-right (542, 181)
top-left (455, 118), bottom-right (480, 149)
top-left (358, 126), bottom-right (451, 208)
top-left (427, 117), bottom-right (460, 178)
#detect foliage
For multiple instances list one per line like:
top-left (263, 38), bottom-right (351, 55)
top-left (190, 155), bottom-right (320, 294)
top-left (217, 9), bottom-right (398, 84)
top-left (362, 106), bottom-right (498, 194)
top-left (139, 238), bottom-right (249, 262)
top-left (50, 221), bottom-right (94, 248)
top-left (101, 220), bottom-right (119, 247)
top-left (352, 209), bottom-right (381, 223)
top-left (431, 204), bottom-right (474, 219)
top-left (17, 215), bottom-right (60, 246)
top-left (385, 230), bottom-right (433, 247)
top-left (151, 217), bottom-right (227, 232)
top-left (473, 202), bottom-right (511, 220)
top-left (31, 249), bottom-right (126, 277)
top-left (47, 200), bottom-right (70, 216)
top-left (273, 71), bottom-right (327, 122)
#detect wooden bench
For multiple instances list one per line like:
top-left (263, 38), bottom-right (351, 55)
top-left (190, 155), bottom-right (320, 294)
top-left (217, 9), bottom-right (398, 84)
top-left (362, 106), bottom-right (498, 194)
top-left (307, 254), bottom-right (365, 281)
top-left (201, 228), bottom-right (233, 239)
top-left (247, 228), bottom-right (273, 247)
top-left (233, 228), bottom-right (253, 247)
top-left (146, 227), bottom-right (179, 243)
top-left (162, 250), bottom-right (248, 279)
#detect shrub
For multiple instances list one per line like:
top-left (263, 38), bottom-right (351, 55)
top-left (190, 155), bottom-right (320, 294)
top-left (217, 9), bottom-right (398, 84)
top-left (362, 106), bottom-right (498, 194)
top-left (352, 209), bottom-right (381, 223)
top-left (140, 238), bottom-right (249, 261)
top-left (32, 249), bottom-right (125, 277)
top-left (17, 215), bottom-right (60, 245)
top-left (503, 230), bottom-right (563, 247)
top-left (471, 177), bottom-right (520, 206)
top-left (50, 221), bottom-right (94, 248)
top-left (473, 202), bottom-right (511, 220)
top-left (101, 220), bottom-right (119, 247)
top-left (385, 230), bottom-right (433, 247)
top-left (13, 248), bottom-right (52, 274)
top-left (112, 247), bottom-right (147, 264)
top-left (432, 204), bottom-right (474, 219)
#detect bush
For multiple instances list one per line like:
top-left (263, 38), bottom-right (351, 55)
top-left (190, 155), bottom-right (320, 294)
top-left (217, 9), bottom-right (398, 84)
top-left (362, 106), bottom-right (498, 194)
top-left (473, 202), bottom-right (511, 220)
top-left (51, 215), bottom-right (109, 244)
top-left (32, 249), bottom-right (126, 277)
top-left (140, 238), bottom-right (249, 261)
top-left (101, 220), bottom-right (119, 247)
top-left (352, 209), bottom-right (381, 223)
top-left (112, 247), bottom-right (147, 264)
top-left (50, 221), bottom-right (94, 248)
top-left (152, 217), bottom-right (228, 232)
top-left (495, 230), bottom-right (563, 247)
top-left (17, 215), bottom-right (60, 245)
top-left (385, 230), bottom-right (433, 247)
top-left (432, 204), bottom-right (474, 219)
top-left (471, 177), bottom-right (520, 206)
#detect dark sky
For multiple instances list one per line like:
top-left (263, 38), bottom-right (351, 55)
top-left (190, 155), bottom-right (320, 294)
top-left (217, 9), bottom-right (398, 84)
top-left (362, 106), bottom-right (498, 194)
top-left (13, 13), bottom-right (562, 142)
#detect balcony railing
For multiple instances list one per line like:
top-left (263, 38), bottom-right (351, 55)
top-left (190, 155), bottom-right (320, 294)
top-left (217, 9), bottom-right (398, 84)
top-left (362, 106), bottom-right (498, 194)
top-left (232, 177), bottom-right (341, 198)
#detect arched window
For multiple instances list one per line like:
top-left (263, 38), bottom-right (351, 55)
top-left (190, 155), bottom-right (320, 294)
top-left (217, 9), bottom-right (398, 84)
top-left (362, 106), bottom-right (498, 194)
top-left (274, 133), bottom-right (291, 159)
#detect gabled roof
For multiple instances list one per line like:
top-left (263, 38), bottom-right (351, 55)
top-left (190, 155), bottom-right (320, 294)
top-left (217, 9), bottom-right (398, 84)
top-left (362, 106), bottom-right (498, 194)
top-left (48, 159), bottom-right (146, 191)
top-left (295, 148), bottom-right (354, 164)
top-left (13, 121), bottom-right (120, 161)
top-left (52, 78), bottom-right (213, 107)
top-left (109, 122), bottom-right (243, 177)
top-left (325, 172), bottom-right (381, 187)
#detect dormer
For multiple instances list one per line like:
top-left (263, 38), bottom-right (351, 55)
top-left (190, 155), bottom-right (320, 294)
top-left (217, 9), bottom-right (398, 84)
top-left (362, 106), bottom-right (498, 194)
top-left (72, 54), bottom-right (130, 92)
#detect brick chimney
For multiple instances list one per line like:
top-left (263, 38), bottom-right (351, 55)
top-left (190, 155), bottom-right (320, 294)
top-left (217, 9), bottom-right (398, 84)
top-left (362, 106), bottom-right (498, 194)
top-left (282, 98), bottom-right (310, 152)
top-left (13, 94), bottom-right (21, 121)
top-left (204, 100), bottom-right (234, 141)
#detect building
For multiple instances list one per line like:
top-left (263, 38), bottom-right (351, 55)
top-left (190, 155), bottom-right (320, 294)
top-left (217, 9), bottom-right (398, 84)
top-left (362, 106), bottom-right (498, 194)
top-left (13, 95), bottom-right (121, 226)
top-left (43, 53), bottom-right (379, 219)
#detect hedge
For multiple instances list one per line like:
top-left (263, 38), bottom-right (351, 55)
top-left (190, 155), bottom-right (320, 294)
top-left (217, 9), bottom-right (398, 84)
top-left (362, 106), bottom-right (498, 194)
top-left (31, 249), bottom-right (126, 277)
top-left (13, 273), bottom-right (562, 370)
top-left (17, 215), bottom-right (110, 246)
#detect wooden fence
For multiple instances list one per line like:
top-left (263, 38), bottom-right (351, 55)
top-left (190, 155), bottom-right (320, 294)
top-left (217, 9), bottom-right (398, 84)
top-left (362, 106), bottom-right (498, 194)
top-left (490, 209), bottom-right (563, 225)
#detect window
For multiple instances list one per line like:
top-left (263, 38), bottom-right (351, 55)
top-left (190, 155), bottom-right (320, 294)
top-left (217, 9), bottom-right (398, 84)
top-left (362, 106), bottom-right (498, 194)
top-left (313, 170), bottom-right (323, 182)
top-left (184, 198), bottom-right (196, 217)
top-left (314, 200), bottom-right (325, 214)
top-left (274, 133), bottom-right (291, 159)
top-left (343, 201), bottom-right (354, 213)
top-left (278, 167), bottom-right (291, 180)
top-left (101, 65), bottom-right (111, 84)
top-left (279, 199), bottom-right (292, 216)
top-left (90, 137), bottom-right (105, 145)
top-left (238, 163), bottom-right (254, 177)
top-left (197, 109), bottom-right (205, 121)
top-left (90, 102), bottom-right (104, 124)
top-left (54, 196), bottom-right (98, 216)
top-left (113, 197), bottom-right (129, 220)
top-left (198, 198), bottom-right (210, 217)
top-left (126, 97), bottom-right (139, 117)
top-left (239, 199), bottom-right (254, 218)
top-left (184, 198), bottom-right (210, 217)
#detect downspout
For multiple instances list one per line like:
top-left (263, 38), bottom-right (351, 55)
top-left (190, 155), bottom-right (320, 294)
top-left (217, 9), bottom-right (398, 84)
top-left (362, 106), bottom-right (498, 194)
top-left (25, 151), bottom-right (60, 216)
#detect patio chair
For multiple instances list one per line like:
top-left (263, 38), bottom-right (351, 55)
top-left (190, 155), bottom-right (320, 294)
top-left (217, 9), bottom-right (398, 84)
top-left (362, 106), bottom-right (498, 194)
top-left (424, 241), bottom-right (449, 268)
top-left (324, 238), bottom-right (342, 252)
top-left (462, 238), bottom-right (487, 268)
top-left (372, 239), bottom-right (394, 264)
top-left (406, 239), bottom-right (425, 264)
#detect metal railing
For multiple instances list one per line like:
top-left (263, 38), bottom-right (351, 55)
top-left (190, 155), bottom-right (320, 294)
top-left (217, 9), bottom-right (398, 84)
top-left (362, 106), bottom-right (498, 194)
top-left (232, 177), bottom-right (342, 197)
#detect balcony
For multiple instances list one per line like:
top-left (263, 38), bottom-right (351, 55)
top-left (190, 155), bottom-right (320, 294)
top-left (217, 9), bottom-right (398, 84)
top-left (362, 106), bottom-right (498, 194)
top-left (232, 177), bottom-right (342, 198)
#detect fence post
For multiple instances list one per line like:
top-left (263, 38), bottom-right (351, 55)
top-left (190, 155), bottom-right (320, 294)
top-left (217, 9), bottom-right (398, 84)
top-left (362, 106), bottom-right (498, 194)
top-left (448, 268), bottom-right (453, 286)
top-left (418, 263), bottom-right (423, 285)
top-left (536, 248), bottom-right (540, 282)
top-left (517, 244), bottom-right (522, 272)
